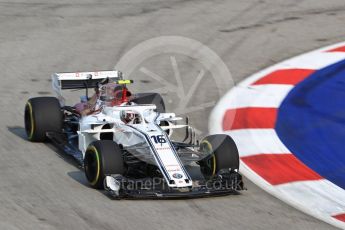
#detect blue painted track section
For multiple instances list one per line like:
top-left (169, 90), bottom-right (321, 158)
top-left (276, 59), bottom-right (345, 190)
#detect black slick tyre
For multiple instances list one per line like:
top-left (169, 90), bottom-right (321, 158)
top-left (199, 134), bottom-right (239, 178)
top-left (24, 97), bottom-right (63, 142)
top-left (84, 140), bottom-right (125, 189)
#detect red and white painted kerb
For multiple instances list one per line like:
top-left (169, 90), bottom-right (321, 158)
top-left (209, 42), bottom-right (345, 229)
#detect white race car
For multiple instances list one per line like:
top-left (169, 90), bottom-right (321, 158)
top-left (24, 70), bottom-right (243, 198)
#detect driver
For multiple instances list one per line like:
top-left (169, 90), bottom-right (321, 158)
top-left (120, 110), bottom-right (141, 124)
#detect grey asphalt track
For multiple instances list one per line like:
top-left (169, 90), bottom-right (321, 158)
top-left (1, 0), bottom-right (344, 229)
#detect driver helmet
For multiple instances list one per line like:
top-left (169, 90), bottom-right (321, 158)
top-left (120, 110), bottom-right (136, 123)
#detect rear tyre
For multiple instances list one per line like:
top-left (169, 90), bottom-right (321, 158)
top-left (199, 134), bottom-right (239, 178)
top-left (84, 140), bottom-right (125, 189)
top-left (131, 93), bottom-right (165, 113)
top-left (24, 97), bottom-right (63, 142)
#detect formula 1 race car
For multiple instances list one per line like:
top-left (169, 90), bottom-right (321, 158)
top-left (24, 70), bottom-right (243, 198)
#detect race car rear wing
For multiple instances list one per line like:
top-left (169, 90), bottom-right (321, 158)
top-left (52, 70), bottom-right (123, 105)
top-left (52, 71), bottom-right (122, 90)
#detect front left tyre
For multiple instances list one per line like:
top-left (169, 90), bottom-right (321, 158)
top-left (199, 134), bottom-right (240, 178)
top-left (24, 97), bottom-right (63, 142)
top-left (84, 140), bottom-right (125, 189)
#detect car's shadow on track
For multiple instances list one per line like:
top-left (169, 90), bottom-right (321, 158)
top-left (8, 126), bottom-right (28, 140)
top-left (7, 126), bottom-right (109, 195)
top-left (8, 126), bottom-right (80, 167)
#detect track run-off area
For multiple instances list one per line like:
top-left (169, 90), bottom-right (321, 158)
top-left (210, 42), bottom-right (345, 229)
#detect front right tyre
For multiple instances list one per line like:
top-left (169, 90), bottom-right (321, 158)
top-left (84, 140), bottom-right (125, 189)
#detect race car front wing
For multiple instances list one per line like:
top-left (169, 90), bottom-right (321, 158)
top-left (104, 169), bottom-right (244, 199)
